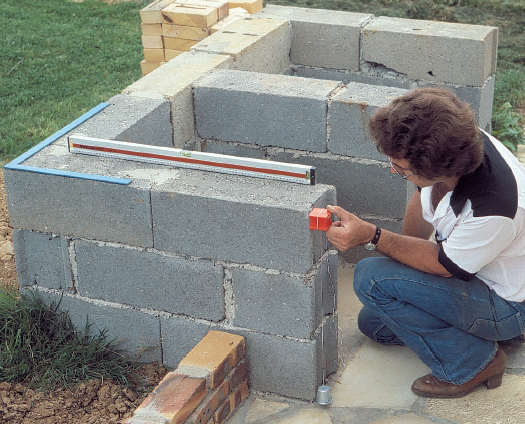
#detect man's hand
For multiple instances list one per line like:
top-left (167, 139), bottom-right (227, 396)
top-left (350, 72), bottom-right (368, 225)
top-left (326, 205), bottom-right (376, 252)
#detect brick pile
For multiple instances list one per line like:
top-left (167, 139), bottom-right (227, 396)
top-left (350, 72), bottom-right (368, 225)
top-left (139, 0), bottom-right (262, 75)
top-left (123, 331), bottom-right (249, 424)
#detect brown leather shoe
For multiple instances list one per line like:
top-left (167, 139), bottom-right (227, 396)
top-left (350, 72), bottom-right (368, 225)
top-left (411, 346), bottom-right (507, 398)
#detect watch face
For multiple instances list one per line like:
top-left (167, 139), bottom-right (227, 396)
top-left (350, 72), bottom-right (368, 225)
top-left (364, 242), bottom-right (376, 251)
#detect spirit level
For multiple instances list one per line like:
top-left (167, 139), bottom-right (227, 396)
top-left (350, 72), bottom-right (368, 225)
top-left (68, 135), bottom-right (315, 185)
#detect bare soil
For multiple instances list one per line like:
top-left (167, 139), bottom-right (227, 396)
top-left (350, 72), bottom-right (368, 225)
top-left (0, 169), bottom-right (167, 423)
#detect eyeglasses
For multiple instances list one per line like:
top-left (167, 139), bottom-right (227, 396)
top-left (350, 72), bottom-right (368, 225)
top-left (389, 158), bottom-right (414, 180)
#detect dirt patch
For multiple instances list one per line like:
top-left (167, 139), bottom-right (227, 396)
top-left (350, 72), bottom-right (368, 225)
top-left (0, 169), bottom-right (167, 423)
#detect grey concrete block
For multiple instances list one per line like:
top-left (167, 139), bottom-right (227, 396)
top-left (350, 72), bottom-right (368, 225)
top-left (21, 288), bottom-right (162, 363)
top-left (192, 18), bottom-right (291, 74)
top-left (294, 66), bottom-right (413, 89)
top-left (313, 314), bottom-right (339, 381)
top-left (228, 327), bottom-right (320, 400)
top-left (74, 94), bottom-right (173, 147)
top-left (13, 229), bottom-right (73, 290)
top-left (267, 151), bottom-right (408, 219)
top-left (151, 171), bottom-right (336, 273)
top-left (417, 77), bottom-right (495, 131)
top-left (160, 315), bottom-right (211, 368)
top-left (4, 170), bottom-right (153, 248)
top-left (256, 5), bottom-right (372, 71)
top-left (123, 52), bottom-right (234, 148)
top-left (362, 17), bottom-right (498, 87)
top-left (231, 266), bottom-right (319, 338)
top-left (194, 69), bottom-right (340, 152)
top-left (199, 139), bottom-right (266, 159)
top-left (328, 83), bottom-right (409, 159)
top-left (74, 240), bottom-right (225, 322)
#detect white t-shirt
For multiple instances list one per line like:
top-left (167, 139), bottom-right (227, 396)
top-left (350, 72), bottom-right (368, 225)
top-left (421, 130), bottom-right (525, 302)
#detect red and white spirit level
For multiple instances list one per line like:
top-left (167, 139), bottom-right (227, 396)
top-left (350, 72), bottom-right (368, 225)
top-left (68, 135), bottom-right (316, 185)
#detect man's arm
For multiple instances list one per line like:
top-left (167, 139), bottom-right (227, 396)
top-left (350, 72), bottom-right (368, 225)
top-left (402, 190), bottom-right (435, 239)
top-left (326, 205), bottom-right (452, 278)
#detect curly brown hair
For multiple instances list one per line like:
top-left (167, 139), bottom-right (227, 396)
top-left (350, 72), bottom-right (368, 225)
top-left (368, 87), bottom-right (484, 180)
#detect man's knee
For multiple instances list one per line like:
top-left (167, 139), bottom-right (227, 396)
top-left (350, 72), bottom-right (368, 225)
top-left (353, 257), bottom-right (391, 297)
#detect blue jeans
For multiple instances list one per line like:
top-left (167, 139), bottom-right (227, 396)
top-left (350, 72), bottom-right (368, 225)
top-left (354, 257), bottom-right (525, 385)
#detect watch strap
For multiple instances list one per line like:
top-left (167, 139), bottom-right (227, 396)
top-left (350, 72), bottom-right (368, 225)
top-left (370, 226), bottom-right (381, 246)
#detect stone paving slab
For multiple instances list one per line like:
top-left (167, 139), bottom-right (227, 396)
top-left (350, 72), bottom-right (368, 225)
top-left (226, 264), bottom-right (525, 424)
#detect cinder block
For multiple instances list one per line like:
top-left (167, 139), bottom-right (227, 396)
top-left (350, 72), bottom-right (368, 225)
top-left (362, 16), bottom-right (498, 86)
top-left (256, 5), bottom-right (372, 71)
top-left (4, 170), bottom-right (154, 248)
top-left (159, 315), bottom-right (212, 369)
top-left (185, 380), bottom-right (228, 424)
top-left (73, 94), bottom-right (173, 148)
top-left (230, 327), bottom-right (320, 400)
top-left (194, 69), bottom-right (340, 152)
top-left (150, 170), bottom-right (336, 273)
top-left (192, 18), bottom-right (292, 74)
top-left (231, 264), bottom-right (324, 338)
top-left (176, 331), bottom-right (245, 388)
top-left (313, 314), bottom-right (339, 381)
top-left (21, 288), bottom-right (162, 363)
top-left (199, 139), bottom-right (266, 159)
top-left (74, 239), bottom-right (226, 322)
top-left (317, 250), bottom-right (338, 317)
top-left (135, 373), bottom-right (207, 423)
top-left (328, 83), bottom-right (409, 159)
top-left (13, 229), bottom-right (73, 290)
top-left (267, 150), bottom-right (408, 219)
top-left (123, 52), bottom-right (233, 148)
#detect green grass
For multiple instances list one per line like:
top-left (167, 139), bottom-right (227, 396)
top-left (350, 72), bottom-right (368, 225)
top-left (0, 0), bottom-right (149, 161)
top-left (1, 0), bottom-right (524, 162)
top-left (0, 286), bottom-right (137, 389)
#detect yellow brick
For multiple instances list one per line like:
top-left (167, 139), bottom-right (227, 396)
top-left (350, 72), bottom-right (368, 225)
top-left (165, 48), bottom-right (185, 61)
top-left (141, 22), bottom-right (164, 36)
top-left (175, 0), bottom-right (229, 20)
top-left (164, 36), bottom-right (199, 51)
top-left (229, 0), bottom-right (262, 14)
top-left (140, 59), bottom-right (164, 76)
top-left (229, 379), bottom-right (249, 410)
top-left (142, 35), bottom-right (164, 49)
top-left (209, 7), bottom-right (248, 34)
top-left (143, 48), bottom-right (165, 62)
top-left (140, 0), bottom-right (176, 24)
top-left (176, 331), bottom-right (245, 388)
top-left (162, 3), bottom-right (218, 28)
top-left (162, 23), bottom-right (210, 40)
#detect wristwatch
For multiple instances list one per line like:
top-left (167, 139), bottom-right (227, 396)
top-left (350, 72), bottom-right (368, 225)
top-left (364, 227), bottom-right (381, 251)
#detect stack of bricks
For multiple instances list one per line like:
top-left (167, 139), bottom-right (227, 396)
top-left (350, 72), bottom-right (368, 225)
top-left (123, 331), bottom-right (249, 424)
top-left (139, 0), bottom-right (263, 75)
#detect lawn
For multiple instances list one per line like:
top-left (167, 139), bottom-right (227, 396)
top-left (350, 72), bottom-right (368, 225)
top-left (1, 0), bottom-right (524, 163)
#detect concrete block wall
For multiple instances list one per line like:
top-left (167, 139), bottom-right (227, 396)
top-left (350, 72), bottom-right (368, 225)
top-left (4, 4), bottom-right (497, 401)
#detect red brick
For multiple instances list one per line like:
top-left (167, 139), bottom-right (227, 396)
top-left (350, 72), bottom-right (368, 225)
top-left (229, 379), bottom-right (249, 411)
top-left (185, 380), bottom-right (228, 424)
top-left (225, 358), bottom-right (247, 392)
top-left (135, 372), bottom-right (206, 424)
top-left (213, 396), bottom-right (231, 424)
top-left (176, 331), bottom-right (245, 388)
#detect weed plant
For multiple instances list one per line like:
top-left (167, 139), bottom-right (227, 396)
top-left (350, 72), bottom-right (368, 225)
top-left (0, 286), bottom-right (137, 390)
